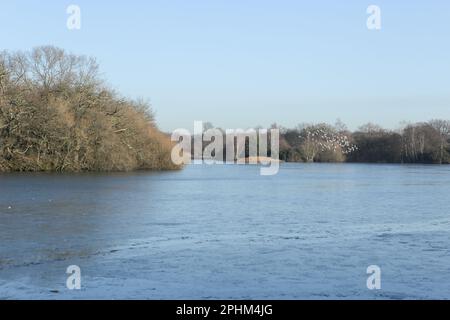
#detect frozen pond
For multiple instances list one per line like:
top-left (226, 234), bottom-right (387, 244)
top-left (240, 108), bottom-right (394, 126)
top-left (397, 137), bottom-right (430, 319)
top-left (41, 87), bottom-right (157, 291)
top-left (0, 163), bottom-right (450, 299)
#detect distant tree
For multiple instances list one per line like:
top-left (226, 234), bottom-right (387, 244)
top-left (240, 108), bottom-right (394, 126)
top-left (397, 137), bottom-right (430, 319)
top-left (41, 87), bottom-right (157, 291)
top-left (298, 124), bottom-right (356, 162)
top-left (358, 123), bottom-right (385, 134)
top-left (401, 123), bottom-right (441, 163)
top-left (334, 118), bottom-right (348, 133)
top-left (429, 119), bottom-right (450, 164)
top-left (349, 130), bottom-right (402, 163)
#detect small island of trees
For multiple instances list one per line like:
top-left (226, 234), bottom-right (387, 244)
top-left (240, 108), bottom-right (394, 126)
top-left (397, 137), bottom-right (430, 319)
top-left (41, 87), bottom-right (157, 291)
top-left (0, 46), bottom-right (177, 172)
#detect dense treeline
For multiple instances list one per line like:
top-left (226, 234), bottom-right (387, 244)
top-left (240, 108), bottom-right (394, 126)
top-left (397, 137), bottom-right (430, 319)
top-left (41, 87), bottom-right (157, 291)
top-left (190, 121), bottom-right (450, 165)
top-left (279, 121), bottom-right (450, 164)
top-left (0, 46), bottom-right (178, 172)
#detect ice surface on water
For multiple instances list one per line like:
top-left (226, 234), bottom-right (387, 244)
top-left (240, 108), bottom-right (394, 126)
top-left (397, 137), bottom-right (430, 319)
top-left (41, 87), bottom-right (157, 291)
top-left (0, 163), bottom-right (449, 299)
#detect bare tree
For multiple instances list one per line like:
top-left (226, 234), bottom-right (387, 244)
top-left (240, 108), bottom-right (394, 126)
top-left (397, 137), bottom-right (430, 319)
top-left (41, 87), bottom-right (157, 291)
top-left (402, 123), bottom-right (442, 163)
top-left (358, 123), bottom-right (385, 135)
top-left (299, 124), bottom-right (357, 162)
top-left (430, 119), bottom-right (450, 164)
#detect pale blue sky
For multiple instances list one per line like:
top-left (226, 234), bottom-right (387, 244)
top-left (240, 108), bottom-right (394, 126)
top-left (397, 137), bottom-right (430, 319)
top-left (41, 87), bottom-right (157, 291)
top-left (1, 0), bottom-right (449, 131)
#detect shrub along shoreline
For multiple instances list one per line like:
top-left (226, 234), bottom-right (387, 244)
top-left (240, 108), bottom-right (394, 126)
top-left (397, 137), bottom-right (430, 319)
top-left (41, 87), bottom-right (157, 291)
top-left (0, 46), bottom-right (179, 172)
